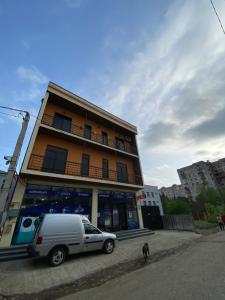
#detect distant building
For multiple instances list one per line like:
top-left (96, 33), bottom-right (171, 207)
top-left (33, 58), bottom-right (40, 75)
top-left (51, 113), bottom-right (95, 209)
top-left (211, 158), bottom-right (225, 190)
top-left (160, 184), bottom-right (187, 199)
top-left (177, 161), bottom-right (217, 200)
top-left (138, 185), bottom-right (164, 215)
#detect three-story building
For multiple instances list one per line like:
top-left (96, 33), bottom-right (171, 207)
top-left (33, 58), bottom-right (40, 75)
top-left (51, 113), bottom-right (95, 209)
top-left (1, 82), bottom-right (144, 246)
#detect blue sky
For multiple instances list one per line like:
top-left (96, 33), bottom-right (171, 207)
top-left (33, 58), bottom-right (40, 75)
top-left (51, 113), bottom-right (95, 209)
top-left (0, 0), bottom-right (225, 187)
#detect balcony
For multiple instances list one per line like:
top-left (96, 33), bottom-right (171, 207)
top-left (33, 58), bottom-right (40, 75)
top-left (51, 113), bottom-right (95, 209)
top-left (41, 114), bottom-right (137, 155)
top-left (28, 154), bottom-right (142, 186)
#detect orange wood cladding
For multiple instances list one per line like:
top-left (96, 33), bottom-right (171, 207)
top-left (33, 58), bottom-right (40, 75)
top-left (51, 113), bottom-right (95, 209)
top-left (32, 132), bottom-right (135, 175)
top-left (44, 102), bottom-right (131, 144)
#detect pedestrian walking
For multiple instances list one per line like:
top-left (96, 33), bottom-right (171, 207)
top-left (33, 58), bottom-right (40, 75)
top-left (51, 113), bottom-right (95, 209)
top-left (216, 215), bottom-right (224, 231)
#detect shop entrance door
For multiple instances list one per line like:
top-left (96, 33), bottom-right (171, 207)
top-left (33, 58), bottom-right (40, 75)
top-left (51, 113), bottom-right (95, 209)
top-left (112, 202), bottom-right (127, 231)
top-left (117, 203), bottom-right (127, 230)
top-left (98, 200), bottom-right (128, 232)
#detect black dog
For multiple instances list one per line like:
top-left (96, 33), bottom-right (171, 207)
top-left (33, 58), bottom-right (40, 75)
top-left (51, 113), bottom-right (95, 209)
top-left (142, 242), bottom-right (150, 261)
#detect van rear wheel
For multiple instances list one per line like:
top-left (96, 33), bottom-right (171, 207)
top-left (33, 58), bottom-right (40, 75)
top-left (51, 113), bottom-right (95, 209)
top-left (48, 247), bottom-right (66, 267)
top-left (103, 239), bottom-right (114, 254)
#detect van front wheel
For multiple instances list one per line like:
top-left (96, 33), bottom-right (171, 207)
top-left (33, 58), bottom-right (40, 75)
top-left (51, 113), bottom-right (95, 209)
top-left (103, 239), bottom-right (114, 254)
top-left (48, 247), bottom-right (66, 267)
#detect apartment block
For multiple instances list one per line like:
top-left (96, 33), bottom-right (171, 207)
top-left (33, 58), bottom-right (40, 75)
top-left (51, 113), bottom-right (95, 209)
top-left (177, 161), bottom-right (217, 200)
top-left (211, 158), bottom-right (225, 190)
top-left (1, 82), bottom-right (144, 247)
top-left (159, 184), bottom-right (187, 200)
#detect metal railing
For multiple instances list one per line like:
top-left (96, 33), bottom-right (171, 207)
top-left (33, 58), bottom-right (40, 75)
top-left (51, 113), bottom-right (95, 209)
top-left (41, 114), bottom-right (137, 155)
top-left (28, 154), bottom-right (142, 185)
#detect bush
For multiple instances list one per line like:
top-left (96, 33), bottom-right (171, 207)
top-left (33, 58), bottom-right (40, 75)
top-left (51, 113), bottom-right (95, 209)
top-left (164, 198), bottom-right (191, 215)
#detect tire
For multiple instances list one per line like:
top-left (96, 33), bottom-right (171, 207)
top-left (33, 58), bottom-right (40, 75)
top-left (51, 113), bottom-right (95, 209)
top-left (48, 247), bottom-right (66, 267)
top-left (103, 239), bottom-right (114, 254)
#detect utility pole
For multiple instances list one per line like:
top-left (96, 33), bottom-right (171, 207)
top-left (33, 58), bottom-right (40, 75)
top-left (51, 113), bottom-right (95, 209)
top-left (0, 106), bottom-right (30, 229)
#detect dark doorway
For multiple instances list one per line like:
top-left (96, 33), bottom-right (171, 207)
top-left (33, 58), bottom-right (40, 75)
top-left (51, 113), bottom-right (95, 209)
top-left (101, 132), bottom-right (108, 145)
top-left (84, 125), bottom-right (92, 140)
top-left (117, 163), bottom-right (128, 183)
top-left (102, 159), bottom-right (109, 179)
top-left (81, 153), bottom-right (90, 176)
top-left (141, 206), bottom-right (163, 230)
top-left (115, 137), bottom-right (125, 151)
top-left (42, 146), bottom-right (67, 174)
top-left (117, 203), bottom-right (127, 230)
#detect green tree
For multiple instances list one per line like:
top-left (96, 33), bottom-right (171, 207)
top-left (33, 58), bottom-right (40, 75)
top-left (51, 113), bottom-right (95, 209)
top-left (164, 198), bottom-right (191, 215)
top-left (195, 186), bottom-right (225, 222)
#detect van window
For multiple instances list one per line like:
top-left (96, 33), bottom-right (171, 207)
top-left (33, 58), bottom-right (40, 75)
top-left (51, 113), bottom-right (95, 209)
top-left (84, 223), bottom-right (101, 234)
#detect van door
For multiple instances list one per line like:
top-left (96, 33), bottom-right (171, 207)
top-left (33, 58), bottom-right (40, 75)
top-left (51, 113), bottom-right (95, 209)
top-left (83, 223), bottom-right (103, 252)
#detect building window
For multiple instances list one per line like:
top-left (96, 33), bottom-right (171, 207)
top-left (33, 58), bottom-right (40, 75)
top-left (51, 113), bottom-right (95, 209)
top-left (151, 192), bottom-right (154, 198)
top-left (148, 201), bottom-right (151, 206)
top-left (153, 201), bottom-right (156, 206)
top-left (84, 125), bottom-right (92, 140)
top-left (115, 137), bottom-right (125, 151)
top-left (53, 113), bottom-right (71, 133)
top-left (143, 201), bottom-right (146, 206)
top-left (101, 132), bottom-right (108, 145)
top-left (117, 162), bottom-right (128, 183)
top-left (81, 154), bottom-right (90, 176)
top-left (147, 192), bottom-right (150, 197)
top-left (102, 159), bottom-right (109, 179)
top-left (42, 145), bottom-right (68, 174)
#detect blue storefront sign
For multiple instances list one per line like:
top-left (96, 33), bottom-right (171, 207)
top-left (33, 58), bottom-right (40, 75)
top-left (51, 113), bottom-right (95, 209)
top-left (26, 189), bottom-right (92, 197)
top-left (98, 191), bottom-right (135, 201)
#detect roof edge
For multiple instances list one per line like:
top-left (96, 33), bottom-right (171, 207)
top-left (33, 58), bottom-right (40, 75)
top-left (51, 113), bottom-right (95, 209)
top-left (47, 81), bottom-right (137, 134)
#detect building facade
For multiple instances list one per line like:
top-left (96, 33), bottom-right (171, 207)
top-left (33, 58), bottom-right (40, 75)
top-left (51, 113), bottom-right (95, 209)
top-left (159, 184), bottom-right (187, 200)
top-left (0, 82), bottom-right (144, 247)
top-left (0, 171), bottom-right (6, 196)
top-left (138, 185), bottom-right (164, 215)
top-left (177, 161), bottom-right (218, 200)
top-left (211, 158), bottom-right (225, 190)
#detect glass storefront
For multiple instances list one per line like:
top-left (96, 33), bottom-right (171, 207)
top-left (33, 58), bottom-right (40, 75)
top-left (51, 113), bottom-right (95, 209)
top-left (97, 191), bottom-right (139, 231)
top-left (12, 185), bottom-right (92, 245)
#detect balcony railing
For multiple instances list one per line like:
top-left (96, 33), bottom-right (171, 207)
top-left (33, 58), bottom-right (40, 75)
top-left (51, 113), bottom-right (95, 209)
top-left (41, 114), bottom-right (137, 155)
top-left (28, 154), bottom-right (142, 186)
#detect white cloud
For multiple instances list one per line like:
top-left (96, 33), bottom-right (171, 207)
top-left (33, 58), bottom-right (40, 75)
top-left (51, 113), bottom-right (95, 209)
top-left (92, 0), bottom-right (225, 186)
top-left (156, 164), bottom-right (169, 171)
top-left (17, 66), bottom-right (47, 85)
top-left (15, 65), bottom-right (48, 102)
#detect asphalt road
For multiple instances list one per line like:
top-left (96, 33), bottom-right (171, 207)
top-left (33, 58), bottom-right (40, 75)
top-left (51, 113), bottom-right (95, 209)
top-left (61, 231), bottom-right (225, 300)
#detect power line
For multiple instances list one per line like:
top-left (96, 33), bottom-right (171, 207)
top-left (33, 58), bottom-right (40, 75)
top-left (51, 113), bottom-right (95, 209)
top-left (0, 111), bottom-right (21, 118)
top-left (0, 105), bottom-right (28, 114)
top-left (210, 0), bottom-right (225, 35)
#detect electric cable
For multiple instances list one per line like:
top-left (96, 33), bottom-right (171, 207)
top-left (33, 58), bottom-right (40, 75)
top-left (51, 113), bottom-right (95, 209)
top-left (210, 0), bottom-right (225, 35)
top-left (0, 111), bottom-right (21, 118)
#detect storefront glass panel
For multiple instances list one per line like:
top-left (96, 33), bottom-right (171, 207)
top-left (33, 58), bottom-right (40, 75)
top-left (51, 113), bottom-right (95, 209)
top-left (12, 185), bottom-right (92, 245)
top-left (97, 191), bottom-right (139, 231)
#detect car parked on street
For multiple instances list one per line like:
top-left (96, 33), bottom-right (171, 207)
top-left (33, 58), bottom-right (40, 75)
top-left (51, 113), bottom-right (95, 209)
top-left (28, 213), bottom-right (117, 266)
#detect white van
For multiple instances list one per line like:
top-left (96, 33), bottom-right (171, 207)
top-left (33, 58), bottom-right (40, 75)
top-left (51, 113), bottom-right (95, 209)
top-left (28, 214), bottom-right (117, 266)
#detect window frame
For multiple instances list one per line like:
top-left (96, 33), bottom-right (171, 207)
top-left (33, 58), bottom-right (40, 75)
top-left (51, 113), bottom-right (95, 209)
top-left (53, 113), bottom-right (72, 133)
top-left (84, 223), bottom-right (101, 234)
